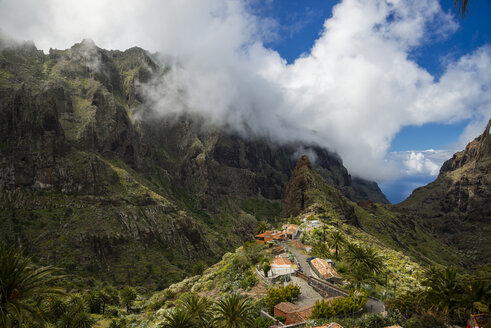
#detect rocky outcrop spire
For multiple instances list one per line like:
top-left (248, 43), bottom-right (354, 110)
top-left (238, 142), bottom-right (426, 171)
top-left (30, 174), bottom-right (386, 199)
top-left (283, 155), bottom-right (314, 217)
top-left (440, 118), bottom-right (490, 173)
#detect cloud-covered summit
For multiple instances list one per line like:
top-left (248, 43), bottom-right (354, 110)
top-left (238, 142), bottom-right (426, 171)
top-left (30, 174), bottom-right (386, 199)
top-left (0, 0), bottom-right (490, 182)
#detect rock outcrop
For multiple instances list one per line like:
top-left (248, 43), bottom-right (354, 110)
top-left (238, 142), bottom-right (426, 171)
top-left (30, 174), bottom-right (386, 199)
top-left (284, 155), bottom-right (314, 217)
top-left (397, 119), bottom-right (491, 261)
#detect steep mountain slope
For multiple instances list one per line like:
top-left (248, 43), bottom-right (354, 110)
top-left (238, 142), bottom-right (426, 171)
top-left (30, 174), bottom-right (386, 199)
top-left (397, 119), bottom-right (491, 262)
top-left (284, 155), bottom-right (461, 266)
top-left (0, 40), bottom-right (387, 287)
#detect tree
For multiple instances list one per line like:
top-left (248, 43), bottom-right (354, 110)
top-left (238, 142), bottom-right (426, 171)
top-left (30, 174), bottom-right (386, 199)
top-left (260, 258), bottom-right (271, 277)
top-left (159, 307), bottom-right (195, 328)
top-left (119, 286), bottom-right (137, 313)
top-left (179, 293), bottom-right (212, 327)
top-left (345, 243), bottom-right (384, 275)
top-left (0, 246), bottom-right (64, 327)
top-left (212, 293), bottom-right (255, 328)
top-left (454, 0), bottom-right (469, 18)
top-left (328, 230), bottom-right (345, 259)
top-left (255, 221), bottom-right (269, 235)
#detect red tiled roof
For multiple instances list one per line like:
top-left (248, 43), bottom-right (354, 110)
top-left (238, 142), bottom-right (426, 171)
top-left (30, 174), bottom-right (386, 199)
top-left (272, 257), bottom-right (293, 266)
top-left (255, 230), bottom-right (274, 238)
top-left (310, 258), bottom-right (340, 279)
top-left (274, 302), bottom-right (299, 313)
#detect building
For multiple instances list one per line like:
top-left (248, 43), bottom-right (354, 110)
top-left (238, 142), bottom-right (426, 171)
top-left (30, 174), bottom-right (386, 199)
top-left (271, 257), bottom-right (294, 276)
top-left (282, 224), bottom-right (299, 239)
top-left (255, 230), bottom-right (287, 244)
top-left (311, 323), bottom-right (344, 328)
top-left (274, 302), bottom-right (313, 325)
top-left (272, 245), bottom-right (286, 255)
top-left (310, 258), bottom-right (341, 283)
top-left (291, 240), bottom-right (313, 252)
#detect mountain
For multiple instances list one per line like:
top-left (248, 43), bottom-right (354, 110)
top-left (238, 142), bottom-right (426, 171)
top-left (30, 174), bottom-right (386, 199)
top-left (0, 40), bottom-right (387, 287)
top-left (397, 119), bottom-right (491, 262)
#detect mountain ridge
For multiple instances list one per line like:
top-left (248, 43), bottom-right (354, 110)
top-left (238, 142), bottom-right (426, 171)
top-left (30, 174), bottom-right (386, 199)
top-left (0, 40), bottom-right (388, 287)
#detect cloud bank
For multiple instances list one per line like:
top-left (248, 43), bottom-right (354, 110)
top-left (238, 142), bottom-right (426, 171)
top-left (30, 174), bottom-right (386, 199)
top-left (1, 0), bottom-right (490, 182)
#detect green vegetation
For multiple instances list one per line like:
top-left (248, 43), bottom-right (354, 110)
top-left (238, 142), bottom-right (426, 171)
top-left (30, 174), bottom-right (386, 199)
top-left (310, 292), bottom-right (367, 319)
top-left (388, 265), bottom-right (491, 326)
top-left (212, 293), bottom-right (256, 328)
top-left (264, 284), bottom-right (301, 314)
top-left (0, 246), bottom-right (64, 327)
top-left (119, 287), bottom-right (137, 313)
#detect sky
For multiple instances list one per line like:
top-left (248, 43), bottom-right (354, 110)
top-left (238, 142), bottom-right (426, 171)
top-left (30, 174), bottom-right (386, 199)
top-left (0, 0), bottom-right (490, 204)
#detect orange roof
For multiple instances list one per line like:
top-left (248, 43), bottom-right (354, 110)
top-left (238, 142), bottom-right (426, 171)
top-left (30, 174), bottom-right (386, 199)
top-left (310, 258), bottom-right (340, 279)
top-left (255, 230), bottom-right (274, 238)
top-left (312, 323), bottom-right (344, 328)
top-left (274, 302), bottom-right (299, 313)
top-left (272, 257), bottom-right (293, 266)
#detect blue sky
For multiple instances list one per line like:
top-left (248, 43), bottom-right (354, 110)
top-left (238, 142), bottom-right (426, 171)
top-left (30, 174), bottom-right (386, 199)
top-left (1, 0), bottom-right (490, 204)
top-left (249, 0), bottom-right (491, 203)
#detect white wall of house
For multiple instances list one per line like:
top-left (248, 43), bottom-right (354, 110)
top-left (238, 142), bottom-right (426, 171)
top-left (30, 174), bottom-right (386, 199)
top-left (271, 265), bottom-right (294, 276)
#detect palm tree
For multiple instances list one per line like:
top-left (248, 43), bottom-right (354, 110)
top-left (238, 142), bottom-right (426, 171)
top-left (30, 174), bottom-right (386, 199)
top-left (423, 267), bottom-right (466, 315)
top-left (119, 286), bottom-right (137, 313)
top-left (0, 246), bottom-right (64, 327)
top-left (159, 307), bottom-right (195, 328)
top-left (328, 230), bottom-right (345, 259)
top-left (255, 221), bottom-right (269, 235)
top-left (320, 225), bottom-right (329, 243)
top-left (212, 293), bottom-right (255, 328)
top-left (454, 0), bottom-right (469, 18)
top-left (179, 293), bottom-right (212, 327)
top-left (345, 243), bottom-right (384, 275)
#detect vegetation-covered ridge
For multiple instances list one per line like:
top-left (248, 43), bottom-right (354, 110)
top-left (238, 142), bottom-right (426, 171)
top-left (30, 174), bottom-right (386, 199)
top-left (0, 39), bottom-right (387, 288)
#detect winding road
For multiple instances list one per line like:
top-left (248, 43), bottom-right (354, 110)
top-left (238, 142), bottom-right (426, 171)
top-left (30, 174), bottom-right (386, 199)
top-left (285, 241), bottom-right (385, 314)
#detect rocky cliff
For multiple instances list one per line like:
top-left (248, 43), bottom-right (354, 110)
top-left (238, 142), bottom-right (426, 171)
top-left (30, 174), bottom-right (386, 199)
top-left (397, 119), bottom-right (491, 262)
top-left (0, 40), bottom-right (388, 287)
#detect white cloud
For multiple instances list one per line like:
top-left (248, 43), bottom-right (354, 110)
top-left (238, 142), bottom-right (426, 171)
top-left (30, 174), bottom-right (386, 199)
top-left (0, 0), bottom-right (490, 182)
top-left (389, 149), bottom-right (453, 176)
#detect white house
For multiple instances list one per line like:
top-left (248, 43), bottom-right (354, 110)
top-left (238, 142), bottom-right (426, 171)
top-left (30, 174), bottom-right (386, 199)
top-left (271, 257), bottom-right (294, 276)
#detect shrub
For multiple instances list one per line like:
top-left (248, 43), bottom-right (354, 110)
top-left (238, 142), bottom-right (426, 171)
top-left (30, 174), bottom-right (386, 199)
top-left (192, 261), bottom-right (207, 276)
top-left (254, 317), bottom-right (275, 328)
top-left (310, 292), bottom-right (367, 319)
top-left (264, 284), bottom-right (301, 313)
top-left (241, 270), bottom-right (258, 290)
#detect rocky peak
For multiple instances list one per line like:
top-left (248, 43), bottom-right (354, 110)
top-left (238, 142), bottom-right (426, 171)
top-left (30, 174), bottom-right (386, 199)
top-left (283, 155), bottom-right (314, 217)
top-left (398, 120), bottom-right (491, 261)
top-left (440, 118), bottom-right (491, 173)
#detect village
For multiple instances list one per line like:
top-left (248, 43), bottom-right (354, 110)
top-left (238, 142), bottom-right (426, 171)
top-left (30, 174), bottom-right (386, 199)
top-left (253, 219), bottom-right (390, 328)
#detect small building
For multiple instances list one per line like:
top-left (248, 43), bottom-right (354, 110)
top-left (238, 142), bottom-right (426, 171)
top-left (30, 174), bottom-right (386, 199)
top-left (282, 224), bottom-right (299, 239)
top-left (274, 302), bottom-right (313, 325)
top-left (255, 230), bottom-right (287, 244)
top-left (271, 257), bottom-right (294, 276)
top-left (310, 258), bottom-right (341, 283)
top-left (291, 240), bottom-right (313, 252)
top-left (312, 323), bottom-right (344, 328)
top-left (272, 245), bottom-right (286, 255)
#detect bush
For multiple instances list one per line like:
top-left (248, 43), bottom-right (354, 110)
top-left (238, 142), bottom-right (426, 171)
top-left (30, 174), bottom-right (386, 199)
top-left (310, 292), bottom-right (367, 319)
top-left (264, 284), bottom-right (301, 313)
top-left (254, 317), bottom-right (275, 328)
top-left (241, 270), bottom-right (258, 290)
top-left (192, 261), bottom-right (207, 276)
